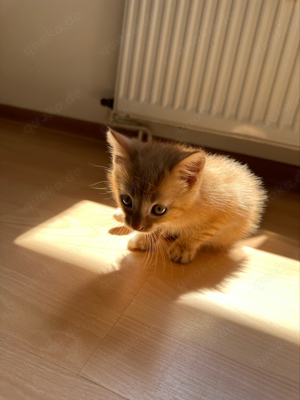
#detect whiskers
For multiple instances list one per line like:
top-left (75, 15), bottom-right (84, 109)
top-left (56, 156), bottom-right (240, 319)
top-left (155, 233), bottom-right (174, 276)
top-left (89, 211), bottom-right (176, 277)
top-left (90, 186), bottom-right (112, 196)
top-left (88, 163), bottom-right (110, 172)
top-left (88, 161), bottom-right (113, 198)
top-left (89, 178), bottom-right (114, 203)
top-left (89, 181), bottom-right (108, 187)
top-left (131, 230), bottom-right (174, 276)
top-left (89, 181), bottom-right (110, 191)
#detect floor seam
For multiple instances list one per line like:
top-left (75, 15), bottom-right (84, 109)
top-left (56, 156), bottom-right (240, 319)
top-left (0, 335), bottom-right (130, 399)
top-left (77, 271), bottom-right (153, 375)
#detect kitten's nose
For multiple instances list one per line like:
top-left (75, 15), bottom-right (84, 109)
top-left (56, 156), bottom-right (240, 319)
top-left (131, 223), bottom-right (144, 231)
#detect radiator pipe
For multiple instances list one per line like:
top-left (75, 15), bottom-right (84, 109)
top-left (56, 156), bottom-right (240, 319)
top-left (100, 98), bottom-right (114, 109)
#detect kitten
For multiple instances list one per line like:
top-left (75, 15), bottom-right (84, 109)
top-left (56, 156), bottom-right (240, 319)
top-left (106, 129), bottom-right (267, 264)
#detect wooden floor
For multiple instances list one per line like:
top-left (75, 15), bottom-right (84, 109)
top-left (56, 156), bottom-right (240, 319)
top-left (0, 118), bottom-right (299, 400)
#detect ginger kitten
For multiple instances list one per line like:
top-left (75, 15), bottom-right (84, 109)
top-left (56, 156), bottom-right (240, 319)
top-left (106, 129), bottom-right (267, 264)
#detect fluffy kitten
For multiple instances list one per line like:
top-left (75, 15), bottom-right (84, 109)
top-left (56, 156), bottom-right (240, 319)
top-left (107, 129), bottom-right (267, 264)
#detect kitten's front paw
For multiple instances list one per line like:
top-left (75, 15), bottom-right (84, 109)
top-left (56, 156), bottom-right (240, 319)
top-left (169, 244), bottom-right (197, 264)
top-left (113, 208), bottom-right (124, 223)
top-left (128, 233), bottom-right (151, 252)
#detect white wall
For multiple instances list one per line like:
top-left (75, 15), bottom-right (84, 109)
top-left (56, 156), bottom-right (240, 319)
top-left (0, 0), bottom-right (125, 124)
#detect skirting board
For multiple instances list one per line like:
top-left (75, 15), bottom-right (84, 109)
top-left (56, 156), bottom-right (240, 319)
top-left (0, 103), bottom-right (299, 191)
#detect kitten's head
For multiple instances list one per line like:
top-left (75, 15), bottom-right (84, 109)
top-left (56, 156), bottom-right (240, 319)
top-left (107, 129), bottom-right (205, 233)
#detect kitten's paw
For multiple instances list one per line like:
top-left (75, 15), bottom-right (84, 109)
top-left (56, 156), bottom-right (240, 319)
top-left (169, 244), bottom-right (197, 265)
top-left (113, 208), bottom-right (124, 223)
top-left (128, 233), bottom-right (151, 252)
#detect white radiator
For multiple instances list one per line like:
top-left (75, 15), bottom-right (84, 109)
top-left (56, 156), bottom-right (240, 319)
top-left (114, 0), bottom-right (299, 150)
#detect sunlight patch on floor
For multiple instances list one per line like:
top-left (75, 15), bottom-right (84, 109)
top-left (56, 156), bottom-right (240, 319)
top-left (14, 200), bottom-right (299, 344)
top-left (177, 246), bottom-right (299, 343)
top-left (14, 200), bottom-right (132, 271)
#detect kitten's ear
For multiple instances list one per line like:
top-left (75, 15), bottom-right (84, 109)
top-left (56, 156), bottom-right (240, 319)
top-left (172, 151), bottom-right (206, 188)
top-left (106, 128), bottom-right (133, 165)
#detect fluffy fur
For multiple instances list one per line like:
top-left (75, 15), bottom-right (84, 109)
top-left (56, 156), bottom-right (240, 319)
top-left (106, 129), bottom-right (267, 264)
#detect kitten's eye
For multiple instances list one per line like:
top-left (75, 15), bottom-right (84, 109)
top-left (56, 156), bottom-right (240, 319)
top-left (120, 195), bottom-right (132, 207)
top-left (151, 204), bottom-right (167, 216)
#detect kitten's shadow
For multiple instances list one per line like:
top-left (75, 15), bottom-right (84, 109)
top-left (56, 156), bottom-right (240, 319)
top-left (105, 225), bottom-right (244, 294)
top-left (54, 235), bottom-right (246, 333)
top-left (119, 237), bottom-right (248, 297)
top-left (53, 227), bottom-right (254, 370)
